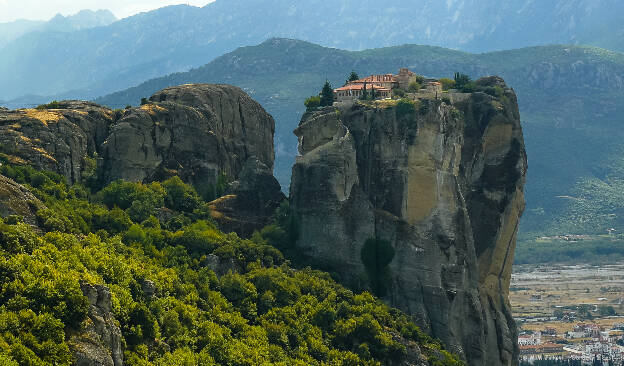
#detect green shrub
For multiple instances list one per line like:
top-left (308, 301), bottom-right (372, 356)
top-left (35, 100), bottom-right (61, 110)
top-left (162, 177), bottom-right (201, 212)
top-left (304, 96), bottom-right (321, 111)
top-left (439, 78), bottom-right (456, 91)
top-left (453, 72), bottom-right (472, 90)
top-left (393, 89), bottom-right (406, 98)
top-left (407, 81), bottom-right (421, 93)
top-left (395, 98), bottom-right (416, 120)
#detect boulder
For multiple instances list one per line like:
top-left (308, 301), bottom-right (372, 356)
top-left (208, 158), bottom-right (285, 237)
top-left (99, 84), bottom-right (275, 194)
top-left (0, 174), bottom-right (46, 226)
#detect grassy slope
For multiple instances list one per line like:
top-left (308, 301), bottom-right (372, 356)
top-left (95, 39), bottom-right (624, 263)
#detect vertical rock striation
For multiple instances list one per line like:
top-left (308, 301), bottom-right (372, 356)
top-left (290, 76), bottom-right (526, 366)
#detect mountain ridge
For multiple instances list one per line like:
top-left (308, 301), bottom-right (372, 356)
top-left (0, 9), bottom-right (116, 49)
top-left (2, 0), bottom-right (624, 101)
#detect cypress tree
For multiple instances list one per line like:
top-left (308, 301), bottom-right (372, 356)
top-left (320, 80), bottom-right (334, 106)
top-left (361, 81), bottom-right (368, 100)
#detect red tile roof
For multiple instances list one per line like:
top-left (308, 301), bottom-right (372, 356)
top-left (334, 84), bottom-right (390, 92)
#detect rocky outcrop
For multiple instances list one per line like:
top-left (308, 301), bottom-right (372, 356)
top-left (0, 84), bottom-right (281, 237)
top-left (99, 84), bottom-right (275, 193)
top-left (208, 158), bottom-right (285, 237)
top-left (0, 101), bottom-right (113, 184)
top-left (70, 283), bottom-right (123, 366)
top-left (0, 174), bottom-right (46, 226)
top-left (290, 77), bottom-right (526, 366)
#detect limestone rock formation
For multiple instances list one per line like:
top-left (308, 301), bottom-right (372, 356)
top-left (0, 174), bottom-right (46, 226)
top-left (208, 158), bottom-right (285, 237)
top-left (290, 77), bottom-right (526, 366)
top-left (99, 84), bottom-right (275, 193)
top-left (0, 101), bottom-right (113, 184)
top-left (70, 283), bottom-right (123, 366)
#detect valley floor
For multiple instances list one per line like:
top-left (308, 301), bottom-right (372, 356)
top-left (511, 264), bottom-right (624, 363)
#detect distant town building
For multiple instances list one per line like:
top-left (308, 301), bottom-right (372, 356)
top-left (530, 294), bottom-right (542, 302)
top-left (426, 81), bottom-right (443, 93)
top-left (518, 333), bottom-right (542, 346)
top-left (519, 342), bottom-right (564, 355)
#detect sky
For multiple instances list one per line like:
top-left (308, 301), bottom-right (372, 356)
top-left (0, 0), bottom-right (215, 23)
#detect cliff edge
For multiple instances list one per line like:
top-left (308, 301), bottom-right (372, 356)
top-left (290, 76), bottom-right (527, 366)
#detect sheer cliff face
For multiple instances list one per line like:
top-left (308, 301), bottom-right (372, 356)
top-left (290, 77), bottom-right (526, 366)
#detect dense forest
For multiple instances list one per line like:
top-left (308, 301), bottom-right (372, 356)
top-left (0, 154), bottom-right (463, 365)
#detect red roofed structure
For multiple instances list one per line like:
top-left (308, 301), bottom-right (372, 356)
top-left (334, 83), bottom-right (391, 101)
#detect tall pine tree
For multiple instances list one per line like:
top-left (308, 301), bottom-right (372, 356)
top-left (346, 70), bottom-right (359, 83)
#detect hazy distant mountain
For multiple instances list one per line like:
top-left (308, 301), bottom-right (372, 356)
top-left (0, 19), bottom-right (44, 49)
top-left (42, 10), bottom-right (117, 32)
top-left (1, 0), bottom-right (624, 102)
top-left (0, 9), bottom-right (116, 49)
top-left (96, 38), bottom-right (624, 238)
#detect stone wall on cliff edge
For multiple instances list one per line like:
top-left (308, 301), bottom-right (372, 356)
top-left (289, 76), bottom-right (527, 366)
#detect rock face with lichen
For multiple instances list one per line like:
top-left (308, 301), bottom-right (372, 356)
top-left (290, 76), bottom-right (526, 366)
top-left (208, 157), bottom-right (285, 237)
top-left (99, 84), bottom-right (276, 195)
top-left (0, 101), bottom-right (113, 184)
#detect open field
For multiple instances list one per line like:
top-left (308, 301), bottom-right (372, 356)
top-left (511, 263), bottom-right (624, 320)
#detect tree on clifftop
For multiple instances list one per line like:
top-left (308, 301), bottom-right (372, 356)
top-left (320, 80), bottom-right (334, 106)
top-left (454, 72), bottom-right (472, 90)
top-left (346, 70), bottom-right (359, 83)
